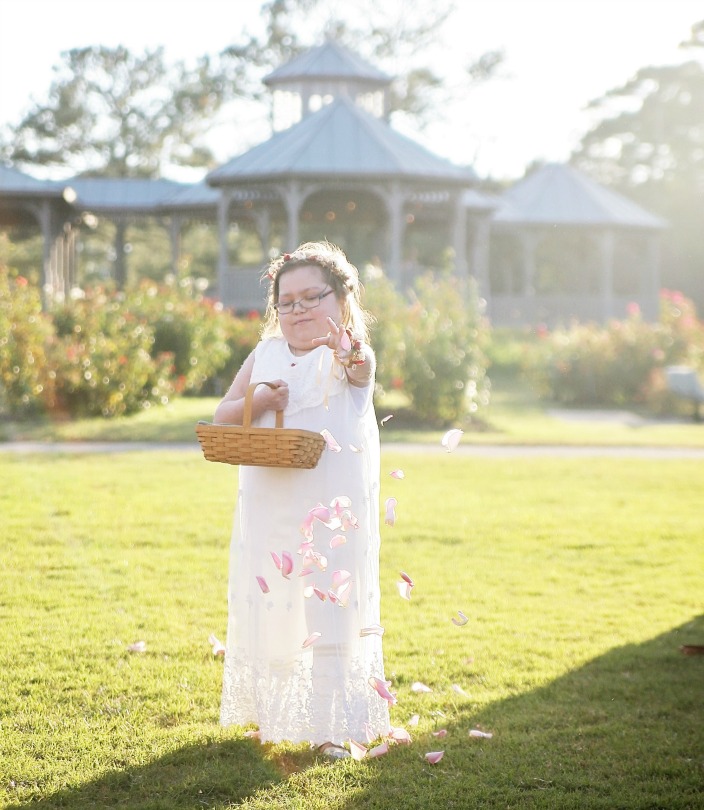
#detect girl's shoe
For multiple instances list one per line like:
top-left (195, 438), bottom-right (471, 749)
top-left (317, 742), bottom-right (350, 759)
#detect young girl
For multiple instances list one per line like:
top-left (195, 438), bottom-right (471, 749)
top-left (214, 241), bottom-right (390, 757)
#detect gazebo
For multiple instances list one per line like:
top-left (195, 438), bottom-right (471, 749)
top-left (206, 40), bottom-right (478, 309)
top-left (488, 163), bottom-right (666, 324)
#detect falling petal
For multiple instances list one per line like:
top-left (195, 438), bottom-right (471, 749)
top-left (310, 504), bottom-right (333, 523)
top-left (388, 727), bottom-right (412, 744)
top-left (451, 610), bottom-right (469, 627)
top-left (281, 550), bottom-right (294, 578)
top-left (441, 428), bottom-right (464, 452)
top-left (390, 469), bottom-right (405, 479)
top-left (408, 714), bottom-right (420, 727)
top-left (363, 722), bottom-right (375, 743)
top-left (330, 496), bottom-right (352, 513)
top-left (297, 540), bottom-right (315, 555)
top-left (432, 729), bottom-right (448, 738)
top-left (302, 632), bottom-right (322, 648)
top-left (302, 549), bottom-right (328, 571)
top-left (380, 414), bottom-right (394, 426)
top-left (369, 676), bottom-right (397, 705)
top-left (270, 551), bottom-right (282, 570)
top-left (298, 567), bottom-right (314, 578)
top-left (349, 443), bottom-right (362, 453)
top-left (384, 497), bottom-right (397, 526)
top-left (425, 751), bottom-right (444, 765)
top-left (360, 624), bottom-right (385, 637)
top-left (396, 580), bottom-right (412, 600)
top-left (127, 641), bottom-right (146, 653)
top-left (469, 729), bottom-right (493, 739)
top-left (303, 585), bottom-right (315, 598)
top-left (321, 429), bottom-right (342, 452)
top-left (349, 739), bottom-right (367, 761)
top-left (452, 684), bottom-right (468, 696)
top-left (400, 571), bottom-right (414, 587)
top-left (329, 534), bottom-right (347, 549)
top-left (340, 510), bottom-right (359, 531)
top-left (331, 569), bottom-right (352, 589)
top-left (411, 681), bottom-right (432, 693)
top-left (334, 579), bottom-right (352, 607)
top-left (256, 576), bottom-right (270, 594)
top-left (368, 741), bottom-right (389, 758)
top-left (208, 633), bottom-right (225, 657)
top-left (313, 585), bottom-right (327, 602)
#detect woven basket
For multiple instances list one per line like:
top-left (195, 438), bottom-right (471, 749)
top-left (196, 381), bottom-right (326, 469)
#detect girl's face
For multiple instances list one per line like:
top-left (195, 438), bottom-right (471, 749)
top-left (276, 264), bottom-right (343, 352)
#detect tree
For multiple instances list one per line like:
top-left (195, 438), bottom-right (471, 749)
top-left (571, 19), bottom-right (704, 306)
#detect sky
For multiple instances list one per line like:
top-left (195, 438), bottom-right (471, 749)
top-left (0, 0), bottom-right (701, 180)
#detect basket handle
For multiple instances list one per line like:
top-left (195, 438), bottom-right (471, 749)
top-left (244, 381), bottom-right (284, 429)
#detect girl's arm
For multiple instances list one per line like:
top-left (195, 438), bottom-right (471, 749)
top-left (213, 350), bottom-right (289, 424)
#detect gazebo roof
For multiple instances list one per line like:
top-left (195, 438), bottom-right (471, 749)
top-left (207, 95), bottom-right (475, 186)
top-left (264, 40), bottom-right (391, 86)
top-left (65, 177), bottom-right (187, 214)
top-left (492, 163), bottom-right (666, 229)
top-left (0, 163), bottom-right (69, 199)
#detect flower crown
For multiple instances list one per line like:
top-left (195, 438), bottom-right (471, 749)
top-left (265, 248), bottom-right (357, 293)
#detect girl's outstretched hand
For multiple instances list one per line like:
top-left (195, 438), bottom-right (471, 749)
top-left (311, 317), bottom-right (347, 353)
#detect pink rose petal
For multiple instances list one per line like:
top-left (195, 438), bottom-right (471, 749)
top-left (127, 641), bottom-right (146, 653)
top-left (321, 429), bottom-right (342, 452)
top-left (380, 414), bottom-right (394, 426)
top-left (388, 726), bottom-right (412, 744)
top-left (452, 684), bottom-right (468, 696)
top-left (303, 585), bottom-right (315, 598)
top-left (349, 739), bottom-right (367, 761)
top-left (297, 540), bottom-right (315, 555)
top-left (451, 610), bottom-right (469, 626)
top-left (396, 580), bottom-right (413, 600)
top-left (331, 569), bottom-right (352, 589)
top-left (208, 633), bottom-right (225, 657)
top-left (302, 632), bottom-right (322, 648)
top-left (256, 575), bottom-right (270, 594)
top-left (330, 496), bottom-right (352, 514)
top-left (281, 550), bottom-right (294, 578)
top-left (425, 751), bottom-right (444, 765)
top-left (408, 713), bottom-right (420, 727)
top-left (369, 676), bottom-right (397, 705)
top-left (400, 571), bottom-right (414, 587)
top-left (390, 469), bottom-right (405, 479)
top-left (441, 428), bottom-right (464, 452)
top-left (349, 443), bottom-right (362, 453)
top-left (384, 497), bottom-right (397, 526)
top-left (363, 722), bottom-right (375, 743)
top-left (432, 729), bottom-right (448, 738)
top-left (270, 551), bottom-right (282, 570)
top-left (411, 681), bottom-right (432, 693)
top-left (313, 585), bottom-right (327, 602)
top-left (469, 729), bottom-right (493, 739)
top-left (329, 534), bottom-right (347, 549)
top-left (360, 624), bottom-right (385, 637)
top-left (298, 567), bottom-right (314, 578)
top-left (368, 741), bottom-right (389, 758)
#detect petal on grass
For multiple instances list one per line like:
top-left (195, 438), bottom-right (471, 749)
top-left (360, 624), bottom-right (385, 637)
top-left (369, 676), bottom-right (397, 705)
top-left (208, 633), bottom-right (225, 657)
top-left (451, 610), bottom-right (469, 626)
top-left (425, 751), bottom-right (444, 765)
top-left (363, 722), bottom-right (375, 743)
top-left (384, 497), bottom-right (397, 526)
top-left (452, 684), bottom-right (469, 696)
top-left (388, 727), bottom-right (412, 744)
top-left (368, 741), bottom-right (389, 758)
top-left (469, 729), bottom-right (493, 739)
top-left (408, 713), bottom-right (420, 727)
top-left (441, 428), bottom-right (464, 452)
top-left (411, 681), bottom-right (432, 693)
top-left (320, 429), bottom-right (342, 452)
top-left (302, 632), bottom-right (322, 648)
top-left (256, 575), bottom-right (270, 594)
top-left (432, 729), bottom-right (448, 738)
top-left (349, 739), bottom-right (367, 761)
top-left (127, 641), bottom-right (146, 653)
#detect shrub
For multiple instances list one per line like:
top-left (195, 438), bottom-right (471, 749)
top-left (49, 286), bottom-right (174, 418)
top-left (0, 266), bottom-right (52, 417)
top-left (400, 274), bottom-right (490, 425)
top-left (363, 272), bottom-right (407, 397)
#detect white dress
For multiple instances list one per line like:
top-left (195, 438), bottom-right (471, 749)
top-left (220, 336), bottom-right (390, 745)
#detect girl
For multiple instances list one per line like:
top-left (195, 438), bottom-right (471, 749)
top-left (214, 241), bottom-right (389, 757)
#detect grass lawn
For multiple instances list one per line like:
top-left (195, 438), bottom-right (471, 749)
top-left (1, 448), bottom-right (702, 809)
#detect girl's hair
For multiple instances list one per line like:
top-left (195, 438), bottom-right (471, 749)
top-left (260, 241), bottom-right (373, 341)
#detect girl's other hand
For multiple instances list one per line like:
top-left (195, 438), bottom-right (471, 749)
top-left (259, 380), bottom-right (289, 412)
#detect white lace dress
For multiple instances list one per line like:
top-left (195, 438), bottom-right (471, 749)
top-left (220, 336), bottom-right (390, 745)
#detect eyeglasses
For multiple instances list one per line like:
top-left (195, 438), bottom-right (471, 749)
top-left (274, 288), bottom-right (334, 315)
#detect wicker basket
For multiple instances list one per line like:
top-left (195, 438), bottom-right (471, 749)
top-left (196, 381), bottom-right (326, 469)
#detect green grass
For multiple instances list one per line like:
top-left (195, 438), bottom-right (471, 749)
top-left (1, 449), bottom-right (702, 809)
top-left (3, 372), bottom-right (704, 447)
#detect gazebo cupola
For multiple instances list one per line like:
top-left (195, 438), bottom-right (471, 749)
top-left (263, 40), bottom-right (392, 131)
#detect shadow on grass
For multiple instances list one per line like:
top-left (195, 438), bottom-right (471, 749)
top-left (6, 617), bottom-right (703, 810)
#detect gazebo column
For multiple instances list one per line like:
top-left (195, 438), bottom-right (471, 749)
top-left (34, 199), bottom-right (53, 310)
top-left (451, 193), bottom-right (468, 284)
top-left (169, 214), bottom-right (183, 276)
top-left (252, 208), bottom-right (272, 257)
top-left (381, 181), bottom-right (405, 284)
top-left (643, 232), bottom-right (661, 320)
top-left (114, 220), bottom-right (128, 290)
top-left (280, 181), bottom-right (303, 249)
top-left (216, 189), bottom-right (233, 301)
top-left (598, 229), bottom-right (615, 321)
top-left (470, 214), bottom-right (492, 310)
